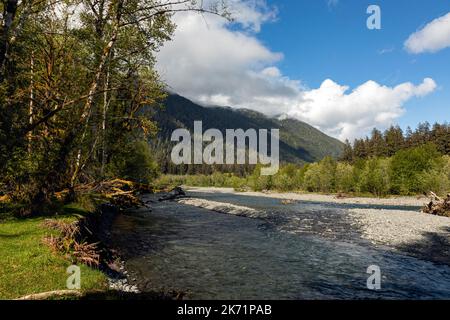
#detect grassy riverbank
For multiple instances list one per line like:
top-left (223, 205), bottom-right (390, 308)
top-left (0, 203), bottom-right (107, 300)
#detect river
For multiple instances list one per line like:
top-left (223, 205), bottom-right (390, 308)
top-left (108, 191), bottom-right (450, 299)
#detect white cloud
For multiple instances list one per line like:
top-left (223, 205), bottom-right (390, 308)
top-left (225, 0), bottom-right (278, 32)
top-left (156, 1), bottom-right (437, 141)
top-left (287, 78), bottom-right (437, 141)
top-left (156, 8), bottom-right (298, 115)
top-left (261, 67), bottom-right (282, 78)
top-left (405, 12), bottom-right (450, 54)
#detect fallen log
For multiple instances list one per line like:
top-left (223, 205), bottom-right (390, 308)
top-left (422, 192), bottom-right (450, 217)
top-left (15, 290), bottom-right (82, 300)
top-left (429, 191), bottom-right (443, 202)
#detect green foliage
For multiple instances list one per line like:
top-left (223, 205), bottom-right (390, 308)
top-left (302, 157), bottom-right (336, 193)
top-left (416, 154), bottom-right (450, 196)
top-left (444, 155), bottom-right (450, 181)
top-left (318, 156), bottom-right (337, 192)
top-left (272, 164), bottom-right (303, 191)
top-left (358, 158), bottom-right (390, 196)
top-left (390, 144), bottom-right (442, 194)
top-left (153, 173), bottom-right (248, 191)
top-left (418, 168), bottom-right (449, 196)
top-left (303, 163), bottom-right (322, 192)
top-left (248, 165), bottom-right (274, 191)
top-left (335, 162), bottom-right (355, 193)
top-left (343, 122), bottom-right (449, 161)
top-left (106, 140), bottom-right (159, 184)
top-left (165, 145), bottom-right (450, 197)
top-left (0, 0), bottom-right (229, 207)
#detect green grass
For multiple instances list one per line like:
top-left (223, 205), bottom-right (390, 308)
top-left (0, 207), bottom-right (107, 300)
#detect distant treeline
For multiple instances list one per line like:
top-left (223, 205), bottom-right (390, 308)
top-left (157, 143), bottom-right (450, 197)
top-left (157, 123), bottom-right (450, 197)
top-left (341, 122), bottom-right (450, 162)
top-left (153, 122), bottom-right (450, 189)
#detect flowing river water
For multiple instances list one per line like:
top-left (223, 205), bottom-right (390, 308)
top-left (108, 191), bottom-right (450, 299)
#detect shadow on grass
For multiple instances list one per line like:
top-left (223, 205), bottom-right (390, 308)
top-left (0, 200), bottom-right (96, 222)
top-left (398, 226), bottom-right (450, 266)
top-left (0, 202), bottom-right (19, 221)
top-left (62, 205), bottom-right (92, 217)
top-left (0, 231), bottom-right (32, 238)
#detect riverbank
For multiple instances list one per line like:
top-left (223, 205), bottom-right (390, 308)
top-left (0, 193), bottom-right (140, 299)
top-left (109, 190), bottom-right (450, 299)
top-left (182, 188), bottom-right (450, 265)
top-left (349, 208), bottom-right (450, 265)
top-left (186, 186), bottom-right (428, 207)
top-left (0, 204), bottom-right (108, 299)
top-left (4, 186), bottom-right (448, 299)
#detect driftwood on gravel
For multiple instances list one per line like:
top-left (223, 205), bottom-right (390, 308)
top-left (158, 187), bottom-right (186, 202)
top-left (423, 192), bottom-right (450, 217)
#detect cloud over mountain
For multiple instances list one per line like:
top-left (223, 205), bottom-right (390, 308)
top-left (287, 78), bottom-right (437, 141)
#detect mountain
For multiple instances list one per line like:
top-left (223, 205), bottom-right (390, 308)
top-left (150, 94), bottom-right (344, 174)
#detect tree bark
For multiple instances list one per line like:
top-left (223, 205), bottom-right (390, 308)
top-left (101, 65), bottom-right (111, 176)
top-left (0, 0), bottom-right (19, 78)
top-left (70, 1), bottom-right (123, 186)
top-left (27, 51), bottom-right (34, 154)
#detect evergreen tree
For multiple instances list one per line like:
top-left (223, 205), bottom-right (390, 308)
top-left (353, 139), bottom-right (368, 159)
top-left (384, 126), bottom-right (404, 156)
top-left (340, 139), bottom-right (354, 162)
top-left (369, 128), bottom-right (387, 157)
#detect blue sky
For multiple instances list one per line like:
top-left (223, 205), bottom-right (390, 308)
top-left (156, 0), bottom-right (450, 141)
top-left (258, 0), bottom-right (450, 131)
